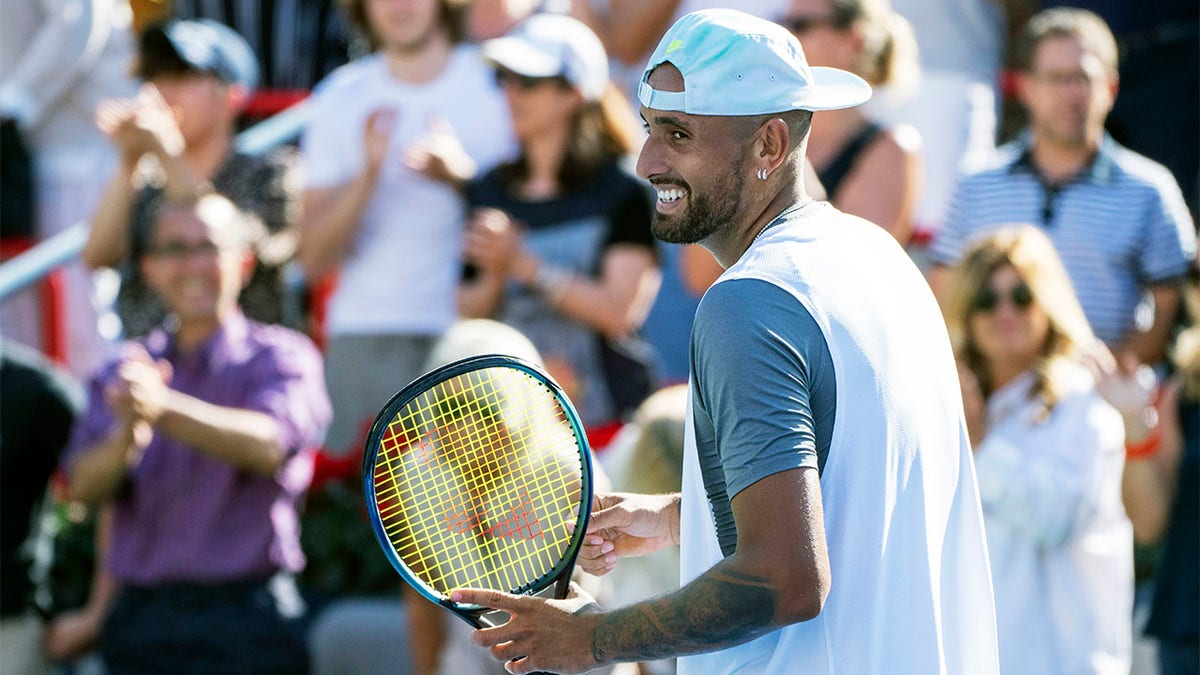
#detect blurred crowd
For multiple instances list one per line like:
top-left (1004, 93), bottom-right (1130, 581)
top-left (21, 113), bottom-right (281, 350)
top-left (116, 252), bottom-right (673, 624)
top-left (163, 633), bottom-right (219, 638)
top-left (0, 0), bottom-right (1196, 674)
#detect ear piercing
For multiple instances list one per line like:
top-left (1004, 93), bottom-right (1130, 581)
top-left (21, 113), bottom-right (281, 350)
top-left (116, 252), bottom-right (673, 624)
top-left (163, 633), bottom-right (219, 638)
top-left (756, 168), bottom-right (768, 180)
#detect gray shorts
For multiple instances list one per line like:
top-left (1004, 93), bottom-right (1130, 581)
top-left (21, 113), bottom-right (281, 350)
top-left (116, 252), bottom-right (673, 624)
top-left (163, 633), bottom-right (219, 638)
top-left (323, 333), bottom-right (438, 456)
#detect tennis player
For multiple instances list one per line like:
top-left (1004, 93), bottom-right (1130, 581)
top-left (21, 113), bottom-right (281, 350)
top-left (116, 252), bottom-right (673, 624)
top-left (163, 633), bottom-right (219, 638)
top-left (451, 10), bottom-right (999, 674)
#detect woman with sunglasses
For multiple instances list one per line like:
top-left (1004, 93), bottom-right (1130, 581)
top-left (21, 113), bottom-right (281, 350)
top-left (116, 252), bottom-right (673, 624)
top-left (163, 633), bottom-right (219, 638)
top-left (459, 14), bottom-right (660, 434)
top-left (778, 0), bottom-right (920, 244)
top-left (944, 225), bottom-right (1133, 674)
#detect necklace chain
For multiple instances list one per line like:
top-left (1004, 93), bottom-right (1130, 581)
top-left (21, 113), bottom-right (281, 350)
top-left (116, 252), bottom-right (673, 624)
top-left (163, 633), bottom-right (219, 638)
top-left (752, 199), bottom-right (812, 244)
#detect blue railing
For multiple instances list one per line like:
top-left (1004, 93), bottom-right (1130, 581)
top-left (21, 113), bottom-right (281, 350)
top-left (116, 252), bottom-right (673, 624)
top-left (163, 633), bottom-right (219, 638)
top-left (0, 100), bottom-right (312, 300)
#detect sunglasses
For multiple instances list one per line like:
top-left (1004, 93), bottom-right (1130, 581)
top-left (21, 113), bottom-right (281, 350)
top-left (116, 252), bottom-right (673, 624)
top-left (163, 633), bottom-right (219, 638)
top-left (971, 283), bottom-right (1035, 313)
top-left (493, 68), bottom-right (568, 90)
top-left (779, 14), bottom-right (844, 34)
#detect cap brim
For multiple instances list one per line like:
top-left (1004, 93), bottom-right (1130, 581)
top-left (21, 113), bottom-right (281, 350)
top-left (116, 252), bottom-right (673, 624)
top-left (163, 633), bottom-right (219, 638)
top-left (802, 67), bottom-right (872, 111)
top-left (481, 38), bottom-right (561, 78)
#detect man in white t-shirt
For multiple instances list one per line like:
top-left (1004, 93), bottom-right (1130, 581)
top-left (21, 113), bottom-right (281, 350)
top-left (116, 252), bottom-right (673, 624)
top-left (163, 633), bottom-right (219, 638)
top-left (450, 10), bottom-right (998, 674)
top-left (299, 0), bottom-right (515, 457)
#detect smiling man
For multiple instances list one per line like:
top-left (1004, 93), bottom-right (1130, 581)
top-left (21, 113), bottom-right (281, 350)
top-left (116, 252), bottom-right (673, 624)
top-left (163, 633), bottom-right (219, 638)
top-left (451, 9), bottom-right (998, 675)
top-left (64, 194), bottom-right (331, 672)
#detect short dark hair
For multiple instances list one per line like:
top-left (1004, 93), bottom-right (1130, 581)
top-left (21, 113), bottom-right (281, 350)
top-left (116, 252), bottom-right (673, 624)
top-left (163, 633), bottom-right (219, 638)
top-left (338, 0), bottom-right (470, 51)
top-left (1013, 8), bottom-right (1118, 75)
top-left (136, 22), bottom-right (204, 81)
top-left (732, 110), bottom-right (814, 152)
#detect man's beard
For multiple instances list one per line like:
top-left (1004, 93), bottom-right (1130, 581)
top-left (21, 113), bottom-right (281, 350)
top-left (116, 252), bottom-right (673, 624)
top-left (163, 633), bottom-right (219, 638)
top-left (651, 156), bottom-right (746, 245)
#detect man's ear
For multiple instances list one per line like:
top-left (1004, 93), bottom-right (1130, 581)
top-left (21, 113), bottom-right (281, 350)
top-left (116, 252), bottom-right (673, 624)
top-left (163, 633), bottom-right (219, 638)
top-left (1014, 71), bottom-right (1034, 110)
top-left (225, 84), bottom-right (251, 114)
top-left (756, 118), bottom-right (791, 174)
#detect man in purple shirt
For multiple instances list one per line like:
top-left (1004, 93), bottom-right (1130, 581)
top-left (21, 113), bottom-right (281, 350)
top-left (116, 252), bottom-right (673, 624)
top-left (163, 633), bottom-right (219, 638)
top-left (63, 192), bottom-right (331, 672)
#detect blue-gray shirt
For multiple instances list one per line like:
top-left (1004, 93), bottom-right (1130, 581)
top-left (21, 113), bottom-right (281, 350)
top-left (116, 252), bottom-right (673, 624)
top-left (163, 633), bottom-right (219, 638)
top-left (932, 133), bottom-right (1196, 346)
top-left (690, 278), bottom-right (836, 556)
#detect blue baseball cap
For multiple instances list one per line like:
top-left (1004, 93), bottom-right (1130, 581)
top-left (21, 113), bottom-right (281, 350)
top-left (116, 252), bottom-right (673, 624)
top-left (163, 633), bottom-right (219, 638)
top-left (142, 19), bottom-right (259, 92)
top-left (639, 9), bottom-right (871, 115)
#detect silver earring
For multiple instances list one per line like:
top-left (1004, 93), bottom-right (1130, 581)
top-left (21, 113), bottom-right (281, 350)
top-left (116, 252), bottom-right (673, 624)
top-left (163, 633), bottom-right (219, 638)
top-left (757, 168), bottom-right (768, 180)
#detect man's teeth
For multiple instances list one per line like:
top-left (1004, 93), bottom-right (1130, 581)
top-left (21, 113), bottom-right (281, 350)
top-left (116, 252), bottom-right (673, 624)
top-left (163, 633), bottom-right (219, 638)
top-left (657, 188), bottom-right (685, 203)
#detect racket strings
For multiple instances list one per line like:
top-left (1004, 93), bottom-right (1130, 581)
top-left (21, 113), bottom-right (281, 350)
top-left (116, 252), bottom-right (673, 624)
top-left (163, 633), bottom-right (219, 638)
top-left (372, 367), bottom-right (584, 595)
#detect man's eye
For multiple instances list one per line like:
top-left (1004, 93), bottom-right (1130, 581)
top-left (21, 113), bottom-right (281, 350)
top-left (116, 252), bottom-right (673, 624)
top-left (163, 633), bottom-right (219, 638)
top-left (671, 130), bottom-right (687, 140)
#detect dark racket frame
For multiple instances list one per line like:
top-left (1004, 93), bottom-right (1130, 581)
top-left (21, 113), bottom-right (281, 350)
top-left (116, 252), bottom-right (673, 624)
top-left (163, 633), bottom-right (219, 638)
top-left (362, 354), bottom-right (595, 628)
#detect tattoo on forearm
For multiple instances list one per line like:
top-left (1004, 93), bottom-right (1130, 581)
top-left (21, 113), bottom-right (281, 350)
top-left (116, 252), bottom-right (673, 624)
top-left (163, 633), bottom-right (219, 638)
top-left (591, 567), bottom-right (776, 664)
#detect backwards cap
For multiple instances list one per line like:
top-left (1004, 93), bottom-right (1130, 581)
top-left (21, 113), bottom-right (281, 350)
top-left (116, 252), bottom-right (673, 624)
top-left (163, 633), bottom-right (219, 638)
top-left (639, 9), bottom-right (871, 115)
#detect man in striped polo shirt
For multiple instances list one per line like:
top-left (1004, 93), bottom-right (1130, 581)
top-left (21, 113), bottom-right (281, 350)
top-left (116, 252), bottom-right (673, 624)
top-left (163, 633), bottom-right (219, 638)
top-left (929, 8), bottom-right (1195, 366)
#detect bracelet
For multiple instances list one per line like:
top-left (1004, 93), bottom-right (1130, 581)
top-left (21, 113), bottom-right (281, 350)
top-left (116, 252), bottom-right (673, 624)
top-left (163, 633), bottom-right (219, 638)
top-left (531, 264), bottom-right (571, 305)
top-left (1125, 424), bottom-right (1163, 460)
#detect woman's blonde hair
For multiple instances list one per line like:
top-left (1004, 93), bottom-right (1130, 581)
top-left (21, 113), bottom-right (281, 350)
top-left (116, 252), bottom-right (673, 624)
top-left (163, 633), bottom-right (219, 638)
top-left (830, 0), bottom-right (919, 93)
top-left (944, 226), bottom-right (1095, 413)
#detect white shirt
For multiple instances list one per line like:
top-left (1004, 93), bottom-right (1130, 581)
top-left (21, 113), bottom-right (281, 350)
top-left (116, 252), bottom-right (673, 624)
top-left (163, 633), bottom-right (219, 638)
top-left (0, 0), bottom-right (136, 178)
top-left (679, 202), bottom-right (999, 674)
top-left (301, 47), bottom-right (516, 335)
top-left (975, 367), bottom-right (1132, 675)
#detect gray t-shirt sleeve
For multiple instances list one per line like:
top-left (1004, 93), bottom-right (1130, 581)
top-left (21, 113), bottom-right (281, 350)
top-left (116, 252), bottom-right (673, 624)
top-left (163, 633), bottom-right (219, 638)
top-left (691, 277), bottom-right (836, 500)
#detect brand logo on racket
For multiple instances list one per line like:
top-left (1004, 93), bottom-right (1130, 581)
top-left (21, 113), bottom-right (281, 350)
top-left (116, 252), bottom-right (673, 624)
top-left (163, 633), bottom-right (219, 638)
top-left (445, 491), bottom-right (545, 540)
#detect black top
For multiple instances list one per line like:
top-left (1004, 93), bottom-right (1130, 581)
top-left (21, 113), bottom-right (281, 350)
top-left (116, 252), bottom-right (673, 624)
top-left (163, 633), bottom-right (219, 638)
top-left (0, 340), bottom-right (83, 617)
top-left (817, 122), bottom-right (883, 200)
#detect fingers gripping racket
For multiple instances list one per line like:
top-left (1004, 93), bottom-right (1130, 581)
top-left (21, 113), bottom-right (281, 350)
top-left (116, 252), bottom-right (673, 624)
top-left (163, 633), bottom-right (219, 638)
top-left (363, 354), bottom-right (594, 629)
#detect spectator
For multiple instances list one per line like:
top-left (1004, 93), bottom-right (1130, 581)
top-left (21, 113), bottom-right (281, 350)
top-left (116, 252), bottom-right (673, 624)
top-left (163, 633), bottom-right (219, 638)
top-left (83, 18), bottom-right (301, 338)
top-left (61, 193), bottom-right (331, 672)
top-left (0, 0), bottom-right (137, 376)
top-left (1093, 260), bottom-right (1199, 675)
top-left (929, 8), bottom-right (1196, 367)
top-left (459, 14), bottom-right (661, 430)
top-left (1040, 0), bottom-right (1198, 215)
top-left (299, 0), bottom-right (516, 458)
top-left (945, 225), bottom-right (1132, 674)
top-left (778, 0), bottom-right (921, 244)
top-left (0, 339), bottom-right (84, 674)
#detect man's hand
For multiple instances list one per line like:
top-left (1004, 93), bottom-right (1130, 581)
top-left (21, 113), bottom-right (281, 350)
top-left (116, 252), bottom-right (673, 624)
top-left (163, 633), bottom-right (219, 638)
top-left (451, 583), bottom-right (603, 674)
top-left (104, 347), bottom-right (173, 427)
top-left (575, 492), bottom-right (680, 576)
top-left (94, 85), bottom-right (185, 162)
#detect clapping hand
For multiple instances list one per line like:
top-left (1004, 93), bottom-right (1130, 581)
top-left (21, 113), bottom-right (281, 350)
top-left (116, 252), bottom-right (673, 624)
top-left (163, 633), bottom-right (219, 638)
top-left (404, 115), bottom-right (477, 186)
top-left (95, 84), bottom-right (184, 163)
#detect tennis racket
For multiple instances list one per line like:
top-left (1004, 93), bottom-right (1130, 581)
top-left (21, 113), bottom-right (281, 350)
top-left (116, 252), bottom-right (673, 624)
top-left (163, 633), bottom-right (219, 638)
top-left (362, 354), bottom-right (594, 630)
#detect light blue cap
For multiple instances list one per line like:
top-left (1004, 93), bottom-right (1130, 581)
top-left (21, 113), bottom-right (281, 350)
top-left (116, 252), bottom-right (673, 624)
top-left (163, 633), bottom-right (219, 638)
top-left (157, 19), bottom-right (259, 92)
top-left (639, 9), bottom-right (871, 115)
